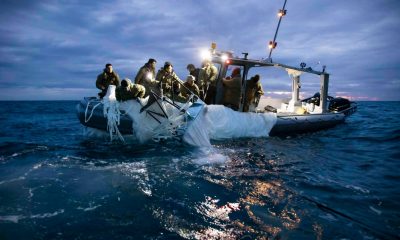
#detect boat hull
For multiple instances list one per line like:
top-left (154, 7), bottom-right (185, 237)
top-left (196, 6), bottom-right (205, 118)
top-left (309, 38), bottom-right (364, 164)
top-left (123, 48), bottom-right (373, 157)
top-left (270, 113), bottom-right (344, 136)
top-left (76, 97), bottom-right (134, 134)
top-left (77, 97), bottom-right (356, 137)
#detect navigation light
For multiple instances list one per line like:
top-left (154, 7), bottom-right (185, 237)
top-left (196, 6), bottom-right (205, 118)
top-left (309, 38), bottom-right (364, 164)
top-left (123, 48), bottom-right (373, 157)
top-left (278, 9), bottom-right (287, 17)
top-left (268, 41), bottom-right (277, 49)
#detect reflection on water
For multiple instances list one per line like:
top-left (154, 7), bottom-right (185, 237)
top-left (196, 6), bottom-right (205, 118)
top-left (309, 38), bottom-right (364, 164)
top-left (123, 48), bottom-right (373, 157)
top-left (146, 146), bottom-right (307, 239)
top-left (0, 101), bottom-right (399, 239)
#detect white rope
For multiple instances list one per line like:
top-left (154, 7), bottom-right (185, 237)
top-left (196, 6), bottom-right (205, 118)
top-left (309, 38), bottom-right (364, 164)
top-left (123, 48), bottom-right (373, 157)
top-left (84, 99), bottom-right (102, 123)
top-left (150, 96), bottom-right (193, 141)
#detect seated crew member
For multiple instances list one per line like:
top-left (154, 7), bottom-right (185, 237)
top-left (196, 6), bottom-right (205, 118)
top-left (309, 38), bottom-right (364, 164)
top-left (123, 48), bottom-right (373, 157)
top-left (115, 78), bottom-right (145, 101)
top-left (96, 63), bottom-right (120, 98)
top-left (222, 67), bottom-right (242, 110)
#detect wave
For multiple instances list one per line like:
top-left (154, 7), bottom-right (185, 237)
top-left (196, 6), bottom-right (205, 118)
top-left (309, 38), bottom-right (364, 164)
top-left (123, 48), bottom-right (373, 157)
top-left (0, 209), bottom-right (65, 223)
top-left (0, 142), bottom-right (50, 161)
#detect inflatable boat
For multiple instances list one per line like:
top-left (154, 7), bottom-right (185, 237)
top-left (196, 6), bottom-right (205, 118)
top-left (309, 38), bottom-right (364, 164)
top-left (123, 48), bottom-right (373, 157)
top-left (76, 93), bottom-right (356, 139)
top-left (77, 4), bottom-right (357, 143)
top-left (77, 44), bottom-right (358, 143)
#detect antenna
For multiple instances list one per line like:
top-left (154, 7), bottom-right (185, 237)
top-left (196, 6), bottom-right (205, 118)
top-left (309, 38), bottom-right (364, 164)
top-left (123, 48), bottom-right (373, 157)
top-left (268, 0), bottom-right (288, 59)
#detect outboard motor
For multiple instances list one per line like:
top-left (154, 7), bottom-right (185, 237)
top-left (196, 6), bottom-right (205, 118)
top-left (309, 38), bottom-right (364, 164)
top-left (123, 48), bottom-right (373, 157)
top-left (328, 97), bottom-right (351, 112)
top-left (301, 92), bottom-right (332, 106)
top-left (302, 92), bottom-right (350, 112)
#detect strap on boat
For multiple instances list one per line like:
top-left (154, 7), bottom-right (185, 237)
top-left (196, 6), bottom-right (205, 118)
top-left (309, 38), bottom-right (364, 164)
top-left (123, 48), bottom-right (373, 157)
top-left (84, 100), bottom-right (102, 123)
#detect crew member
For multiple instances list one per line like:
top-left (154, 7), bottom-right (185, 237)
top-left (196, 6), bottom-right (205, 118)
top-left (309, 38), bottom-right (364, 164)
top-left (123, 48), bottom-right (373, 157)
top-left (155, 61), bottom-right (183, 99)
top-left (134, 58), bottom-right (158, 97)
top-left (181, 75), bottom-right (200, 101)
top-left (115, 78), bottom-right (145, 101)
top-left (222, 67), bottom-right (242, 110)
top-left (201, 60), bottom-right (218, 104)
top-left (186, 64), bottom-right (204, 89)
top-left (244, 74), bottom-right (264, 112)
top-left (96, 63), bottom-right (120, 98)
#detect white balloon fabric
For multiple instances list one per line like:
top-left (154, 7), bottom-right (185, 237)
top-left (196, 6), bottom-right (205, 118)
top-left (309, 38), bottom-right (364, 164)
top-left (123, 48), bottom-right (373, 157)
top-left (104, 86), bottom-right (277, 146)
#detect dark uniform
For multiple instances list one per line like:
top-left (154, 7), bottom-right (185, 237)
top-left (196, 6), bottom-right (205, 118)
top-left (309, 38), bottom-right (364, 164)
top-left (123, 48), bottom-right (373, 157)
top-left (222, 75), bottom-right (241, 110)
top-left (222, 68), bottom-right (242, 110)
top-left (96, 69), bottom-right (120, 98)
top-left (115, 79), bottom-right (145, 101)
top-left (244, 76), bottom-right (264, 112)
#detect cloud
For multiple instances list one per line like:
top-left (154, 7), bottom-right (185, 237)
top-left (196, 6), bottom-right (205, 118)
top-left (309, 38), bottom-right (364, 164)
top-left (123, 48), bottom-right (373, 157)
top-left (0, 0), bottom-right (399, 100)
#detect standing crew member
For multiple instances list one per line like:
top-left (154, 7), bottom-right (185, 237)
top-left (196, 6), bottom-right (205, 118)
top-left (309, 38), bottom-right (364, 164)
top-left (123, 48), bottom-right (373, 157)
top-left (155, 61), bottom-right (183, 99)
top-left (244, 74), bottom-right (264, 112)
top-left (222, 67), bottom-right (242, 110)
top-left (96, 63), bottom-right (120, 98)
top-left (201, 60), bottom-right (218, 104)
top-left (135, 58), bottom-right (158, 97)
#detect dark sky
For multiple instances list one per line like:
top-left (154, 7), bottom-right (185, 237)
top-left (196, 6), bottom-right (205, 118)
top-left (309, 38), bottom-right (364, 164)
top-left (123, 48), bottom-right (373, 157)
top-left (0, 0), bottom-right (399, 100)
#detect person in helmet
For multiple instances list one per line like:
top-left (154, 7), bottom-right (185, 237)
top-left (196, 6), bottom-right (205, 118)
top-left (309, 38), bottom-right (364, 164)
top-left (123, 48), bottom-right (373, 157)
top-left (186, 64), bottom-right (204, 87)
top-left (181, 75), bottom-right (200, 101)
top-left (115, 78), bottom-right (145, 101)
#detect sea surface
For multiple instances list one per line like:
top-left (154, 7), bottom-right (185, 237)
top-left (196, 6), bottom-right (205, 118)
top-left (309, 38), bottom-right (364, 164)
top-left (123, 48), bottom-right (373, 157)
top-left (0, 101), bottom-right (399, 240)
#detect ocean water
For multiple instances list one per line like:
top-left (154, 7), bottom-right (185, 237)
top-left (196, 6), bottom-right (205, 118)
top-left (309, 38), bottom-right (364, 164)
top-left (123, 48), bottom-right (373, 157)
top-left (0, 101), bottom-right (399, 239)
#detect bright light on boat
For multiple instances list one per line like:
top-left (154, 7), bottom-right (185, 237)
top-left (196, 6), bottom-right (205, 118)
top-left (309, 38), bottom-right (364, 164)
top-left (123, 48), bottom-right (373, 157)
top-left (221, 54), bottom-right (228, 62)
top-left (201, 49), bottom-right (211, 60)
top-left (146, 72), bottom-right (153, 80)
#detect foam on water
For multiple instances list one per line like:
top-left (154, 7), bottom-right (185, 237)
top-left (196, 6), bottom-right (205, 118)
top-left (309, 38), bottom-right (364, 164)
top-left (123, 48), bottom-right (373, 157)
top-left (193, 152), bottom-right (229, 165)
top-left (77, 204), bottom-right (102, 212)
top-left (0, 210), bottom-right (65, 223)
